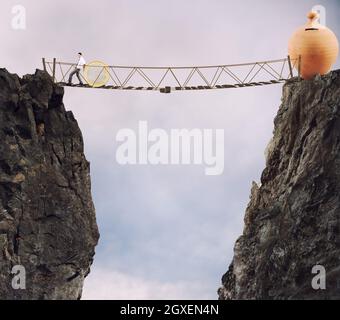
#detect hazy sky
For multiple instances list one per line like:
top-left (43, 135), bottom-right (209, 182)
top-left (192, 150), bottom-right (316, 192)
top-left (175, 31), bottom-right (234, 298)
top-left (1, 0), bottom-right (339, 299)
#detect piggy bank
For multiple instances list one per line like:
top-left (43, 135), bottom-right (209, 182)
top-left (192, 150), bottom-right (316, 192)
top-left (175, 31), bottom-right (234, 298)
top-left (289, 11), bottom-right (339, 80)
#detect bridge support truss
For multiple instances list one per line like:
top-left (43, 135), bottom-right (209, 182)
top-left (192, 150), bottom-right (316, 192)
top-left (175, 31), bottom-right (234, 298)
top-left (42, 56), bottom-right (300, 93)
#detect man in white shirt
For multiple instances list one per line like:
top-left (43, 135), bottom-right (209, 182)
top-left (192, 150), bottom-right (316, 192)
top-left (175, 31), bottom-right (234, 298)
top-left (68, 52), bottom-right (86, 85)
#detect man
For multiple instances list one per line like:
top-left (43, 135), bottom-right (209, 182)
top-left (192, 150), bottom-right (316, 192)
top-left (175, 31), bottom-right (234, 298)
top-left (68, 52), bottom-right (86, 85)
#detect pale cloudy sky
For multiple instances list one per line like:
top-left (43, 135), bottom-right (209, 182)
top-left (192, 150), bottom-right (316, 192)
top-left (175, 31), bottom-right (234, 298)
top-left (0, 0), bottom-right (339, 299)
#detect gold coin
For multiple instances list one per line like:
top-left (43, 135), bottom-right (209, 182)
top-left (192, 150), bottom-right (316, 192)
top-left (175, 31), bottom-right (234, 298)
top-left (84, 61), bottom-right (110, 87)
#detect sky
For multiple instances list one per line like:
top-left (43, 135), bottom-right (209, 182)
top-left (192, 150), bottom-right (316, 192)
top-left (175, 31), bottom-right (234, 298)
top-left (0, 0), bottom-right (339, 300)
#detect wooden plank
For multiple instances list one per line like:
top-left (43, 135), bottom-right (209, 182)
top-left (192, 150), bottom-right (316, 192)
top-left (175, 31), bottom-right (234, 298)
top-left (52, 58), bottom-right (56, 82)
top-left (298, 55), bottom-right (302, 80)
top-left (42, 58), bottom-right (47, 72)
top-left (287, 55), bottom-right (293, 78)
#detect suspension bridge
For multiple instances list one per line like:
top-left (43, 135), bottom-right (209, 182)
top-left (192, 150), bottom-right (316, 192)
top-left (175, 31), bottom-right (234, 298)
top-left (42, 56), bottom-right (301, 93)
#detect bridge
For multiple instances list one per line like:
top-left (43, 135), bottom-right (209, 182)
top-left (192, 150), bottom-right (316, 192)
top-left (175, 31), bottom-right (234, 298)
top-left (42, 56), bottom-right (301, 93)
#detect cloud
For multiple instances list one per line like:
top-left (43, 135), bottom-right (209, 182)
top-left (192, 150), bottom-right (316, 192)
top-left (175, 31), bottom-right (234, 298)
top-left (82, 267), bottom-right (213, 300)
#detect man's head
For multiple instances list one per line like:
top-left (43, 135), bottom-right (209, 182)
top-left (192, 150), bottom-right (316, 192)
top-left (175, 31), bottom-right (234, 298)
top-left (78, 52), bottom-right (82, 57)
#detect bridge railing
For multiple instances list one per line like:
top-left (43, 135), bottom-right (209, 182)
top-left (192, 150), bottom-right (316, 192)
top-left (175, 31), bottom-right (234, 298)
top-left (42, 56), bottom-right (300, 93)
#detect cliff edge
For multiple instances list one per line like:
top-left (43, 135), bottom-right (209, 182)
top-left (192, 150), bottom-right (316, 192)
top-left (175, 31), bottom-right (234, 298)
top-left (219, 70), bottom-right (340, 300)
top-left (0, 69), bottom-right (99, 299)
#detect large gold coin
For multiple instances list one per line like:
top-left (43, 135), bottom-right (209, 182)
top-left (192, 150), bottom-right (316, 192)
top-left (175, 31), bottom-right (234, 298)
top-left (84, 61), bottom-right (110, 87)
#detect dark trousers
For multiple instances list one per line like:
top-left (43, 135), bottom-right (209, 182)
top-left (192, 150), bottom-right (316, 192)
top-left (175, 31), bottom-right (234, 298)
top-left (68, 68), bottom-right (83, 84)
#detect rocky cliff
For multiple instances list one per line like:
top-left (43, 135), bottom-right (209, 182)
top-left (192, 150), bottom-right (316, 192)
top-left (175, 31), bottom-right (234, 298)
top-left (0, 69), bottom-right (99, 299)
top-left (219, 70), bottom-right (340, 300)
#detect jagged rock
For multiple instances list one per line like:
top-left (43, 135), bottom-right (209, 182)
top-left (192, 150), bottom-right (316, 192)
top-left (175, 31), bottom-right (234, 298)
top-left (0, 69), bottom-right (99, 300)
top-left (219, 70), bottom-right (340, 300)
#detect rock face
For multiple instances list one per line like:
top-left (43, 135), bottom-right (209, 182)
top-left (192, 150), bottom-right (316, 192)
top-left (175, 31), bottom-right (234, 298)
top-left (219, 70), bottom-right (340, 300)
top-left (0, 69), bottom-right (99, 299)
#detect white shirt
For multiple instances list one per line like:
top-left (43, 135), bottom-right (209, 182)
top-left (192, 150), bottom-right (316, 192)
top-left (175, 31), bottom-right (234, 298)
top-left (76, 56), bottom-right (86, 69)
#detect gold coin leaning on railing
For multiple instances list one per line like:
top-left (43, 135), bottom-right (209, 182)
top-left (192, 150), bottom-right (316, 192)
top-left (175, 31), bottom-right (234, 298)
top-left (84, 61), bottom-right (110, 87)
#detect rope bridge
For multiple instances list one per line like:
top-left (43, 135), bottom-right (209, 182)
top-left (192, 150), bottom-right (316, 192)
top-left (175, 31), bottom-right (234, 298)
top-left (42, 56), bottom-right (301, 93)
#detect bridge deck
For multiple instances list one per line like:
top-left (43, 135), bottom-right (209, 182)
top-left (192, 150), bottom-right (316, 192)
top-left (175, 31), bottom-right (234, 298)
top-left (58, 79), bottom-right (287, 91)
